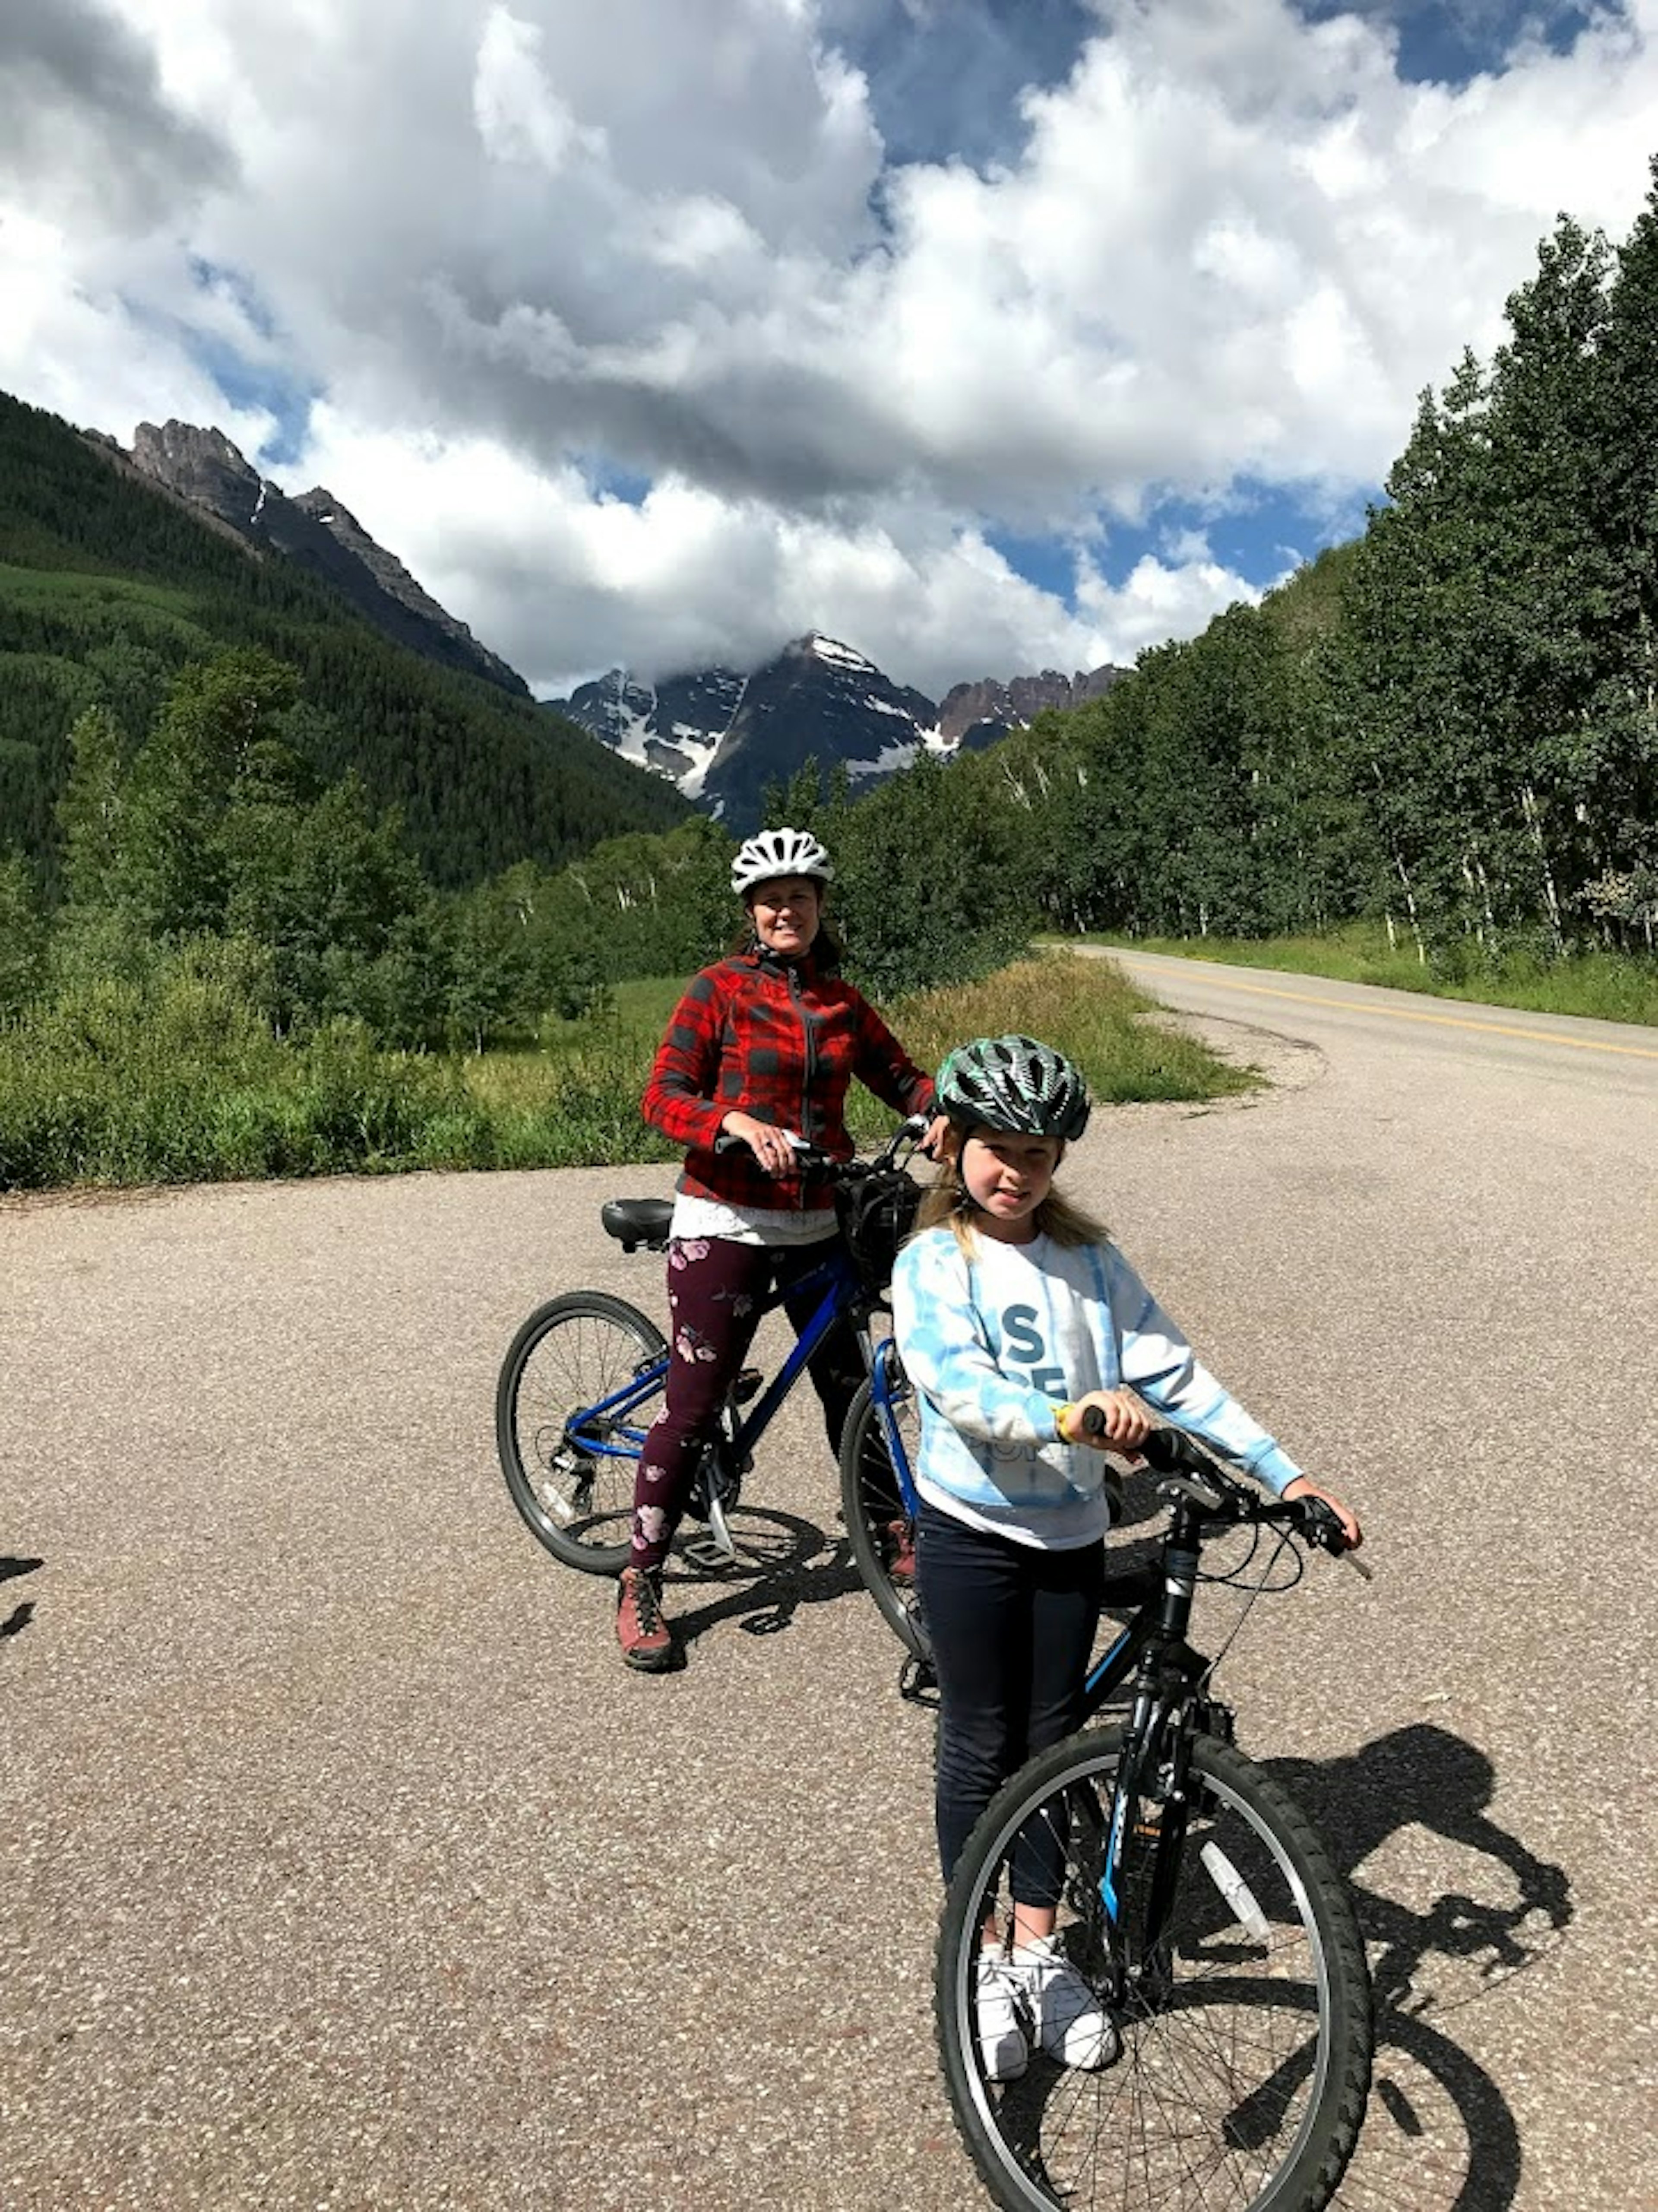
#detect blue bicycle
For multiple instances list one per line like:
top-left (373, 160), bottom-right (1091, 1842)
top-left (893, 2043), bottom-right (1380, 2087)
top-left (495, 1115), bottom-right (934, 1659)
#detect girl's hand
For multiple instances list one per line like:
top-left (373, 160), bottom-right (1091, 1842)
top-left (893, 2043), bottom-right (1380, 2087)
top-left (917, 1112), bottom-right (951, 1160)
top-left (1062, 1391), bottom-right (1151, 1451)
top-left (1282, 1477), bottom-right (1363, 1550)
top-left (721, 1112), bottom-right (797, 1177)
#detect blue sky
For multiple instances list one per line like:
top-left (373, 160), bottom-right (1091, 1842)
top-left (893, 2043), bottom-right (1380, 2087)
top-left (822, 0), bottom-right (1623, 627)
top-left (4, 0), bottom-right (1655, 695)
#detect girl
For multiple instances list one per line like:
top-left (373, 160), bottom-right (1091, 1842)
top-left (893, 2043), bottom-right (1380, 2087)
top-left (891, 1033), bottom-right (1361, 2081)
top-left (622, 826), bottom-right (941, 1673)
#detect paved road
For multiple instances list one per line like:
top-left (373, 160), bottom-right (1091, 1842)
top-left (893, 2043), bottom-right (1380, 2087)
top-left (4, 951), bottom-right (1655, 2210)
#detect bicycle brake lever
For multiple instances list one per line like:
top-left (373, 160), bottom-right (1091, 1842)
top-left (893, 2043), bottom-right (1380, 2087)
top-left (1298, 1496), bottom-right (1374, 1580)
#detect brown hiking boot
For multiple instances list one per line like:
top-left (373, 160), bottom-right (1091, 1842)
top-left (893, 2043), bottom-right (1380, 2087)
top-left (886, 1516), bottom-right (917, 1588)
top-left (616, 1565), bottom-right (674, 1672)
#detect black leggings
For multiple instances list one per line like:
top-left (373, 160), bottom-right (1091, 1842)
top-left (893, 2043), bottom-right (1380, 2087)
top-left (917, 1501), bottom-right (1105, 1902)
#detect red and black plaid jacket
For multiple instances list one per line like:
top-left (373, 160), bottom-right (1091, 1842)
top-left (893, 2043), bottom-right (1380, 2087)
top-left (641, 946), bottom-right (935, 1211)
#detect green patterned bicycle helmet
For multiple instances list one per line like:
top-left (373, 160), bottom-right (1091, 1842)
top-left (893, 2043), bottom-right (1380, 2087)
top-left (935, 1034), bottom-right (1091, 1141)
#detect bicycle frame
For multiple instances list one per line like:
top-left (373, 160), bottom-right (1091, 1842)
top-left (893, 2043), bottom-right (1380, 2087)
top-left (866, 1336), bottom-right (923, 1518)
top-left (566, 1240), bottom-right (882, 1482)
top-left (1070, 1496), bottom-right (1244, 1965)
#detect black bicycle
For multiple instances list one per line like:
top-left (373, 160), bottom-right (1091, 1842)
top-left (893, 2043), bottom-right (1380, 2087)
top-left (937, 1426), bottom-right (1375, 2212)
top-left (496, 1117), bottom-right (931, 1623)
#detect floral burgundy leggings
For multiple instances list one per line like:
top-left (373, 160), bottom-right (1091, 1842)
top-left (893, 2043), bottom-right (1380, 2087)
top-left (628, 1233), bottom-right (868, 1572)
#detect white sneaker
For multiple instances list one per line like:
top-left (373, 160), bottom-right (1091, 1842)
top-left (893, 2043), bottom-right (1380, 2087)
top-left (1008, 1936), bottom-right (1119, 2069)
top-left (975, 1950), bottom-right (1028, 2082)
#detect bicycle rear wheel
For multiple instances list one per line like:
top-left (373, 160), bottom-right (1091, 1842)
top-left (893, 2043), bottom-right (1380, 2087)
top-left (838, 1356), bottom-right (930, 1666)
top-left (496, 1292), bottom-right (665, 1575)
top-left (937, 1725), bottom-right (1372, 2212)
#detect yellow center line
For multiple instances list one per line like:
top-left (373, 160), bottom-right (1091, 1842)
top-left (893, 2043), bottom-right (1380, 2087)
top-left (1111, 958), bottom-right (1658, 1062)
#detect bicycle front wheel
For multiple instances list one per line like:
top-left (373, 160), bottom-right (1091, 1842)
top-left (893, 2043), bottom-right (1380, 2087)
top-left (937, 1725), bottom-right (1372, 2212)
top-left (839, 1363), bottom-right (930, 1666)
top-left (496, 1292), bottom-right (666, 1575)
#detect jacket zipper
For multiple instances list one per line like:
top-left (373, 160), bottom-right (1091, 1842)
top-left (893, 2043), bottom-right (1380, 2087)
top-left (788, 963), bottom-right (816, 1211)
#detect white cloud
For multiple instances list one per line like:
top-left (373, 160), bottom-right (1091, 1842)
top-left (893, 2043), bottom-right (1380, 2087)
top-left (3, 0), bottom-right (1658, 697)
top-left (294, 405), bottom-right (1130, 695)
top-left (1076, 548), bottom-right (1273, 662)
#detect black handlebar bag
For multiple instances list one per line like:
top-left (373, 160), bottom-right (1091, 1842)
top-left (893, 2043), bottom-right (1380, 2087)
top-left (835, 1167), bottom-right (922, 1299)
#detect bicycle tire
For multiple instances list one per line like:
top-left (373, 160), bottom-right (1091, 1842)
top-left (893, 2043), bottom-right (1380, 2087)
top-left (496, 1292), bottom-right (666, 1575)
top-left (937, 1724), bottom-right (1372, 2212)
top-left (838, 1364), bottom-right (930, 1666)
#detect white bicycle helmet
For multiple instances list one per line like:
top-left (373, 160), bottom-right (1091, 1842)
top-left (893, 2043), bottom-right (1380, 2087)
top-left (730, 826), bottom-right (834, 897)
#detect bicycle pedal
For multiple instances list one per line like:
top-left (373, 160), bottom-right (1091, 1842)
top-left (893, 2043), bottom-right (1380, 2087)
top-left (731, 1366), bottom-right (763, 1405)
top-left (681, 1531), bottom-right (737, 1570)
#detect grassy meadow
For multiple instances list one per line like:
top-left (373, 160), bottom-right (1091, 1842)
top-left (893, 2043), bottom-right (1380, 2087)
top-left (0, 952), bottom-right (1252, 1193)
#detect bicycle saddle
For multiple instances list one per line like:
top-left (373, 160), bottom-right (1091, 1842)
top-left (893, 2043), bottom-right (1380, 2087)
top-left (600, 1198), bottom-right (674, 1252)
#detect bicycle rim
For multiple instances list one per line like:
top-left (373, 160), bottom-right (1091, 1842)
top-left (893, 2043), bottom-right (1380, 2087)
top-left (938, 1726), bottom-right (1371, 2212)
top-left (497, 1293), bottom-right (665, 1574)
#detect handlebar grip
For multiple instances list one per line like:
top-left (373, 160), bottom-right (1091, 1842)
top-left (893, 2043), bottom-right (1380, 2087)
top-left (711, 1129), bottom-right (816, 1169)
top-left (1079, 1404), bottom-right (1106, 1439)
top-left (1139, 1426), bottom-right (1214, 1477)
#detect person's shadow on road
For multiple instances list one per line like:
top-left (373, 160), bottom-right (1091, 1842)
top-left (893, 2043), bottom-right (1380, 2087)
top-left (1, 1554), bottom-right (43, 1640)
top-left (1266, 1722), bottom-right (1572, 2211)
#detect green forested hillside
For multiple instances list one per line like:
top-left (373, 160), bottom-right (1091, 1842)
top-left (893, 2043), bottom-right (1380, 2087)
top-left (0, 390), bottom-right (688, 894)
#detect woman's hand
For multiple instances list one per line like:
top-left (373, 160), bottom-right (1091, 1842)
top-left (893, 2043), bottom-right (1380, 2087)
top-left (721, 1111), bottom-right (798, 1177)
top-left (917, 1112), bottom-right (951, 1160)
top-left (1060, 1390), bottom-right (1151, 1451)
top-left (1282, 1477), bottom-right (1363, 1550)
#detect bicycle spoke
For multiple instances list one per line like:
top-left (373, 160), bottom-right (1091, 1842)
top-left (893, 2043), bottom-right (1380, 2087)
top-left (940, 1730), bottom-right (1370, 2212)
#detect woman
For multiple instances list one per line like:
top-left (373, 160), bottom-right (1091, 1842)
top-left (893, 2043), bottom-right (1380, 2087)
top-left (620, 826), bottom-right (940, 1672)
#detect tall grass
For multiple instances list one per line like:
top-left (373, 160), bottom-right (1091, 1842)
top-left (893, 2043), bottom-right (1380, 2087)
top-left (0, 949), bottom-right (1246, 1192)
top-left (844, 953), bottom-right (1255, 1144)
top-left (1095, 923), bottom-right (1658, 1027)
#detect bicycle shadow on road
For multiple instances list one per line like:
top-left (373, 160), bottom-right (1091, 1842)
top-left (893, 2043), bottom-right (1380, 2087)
top-left (1265, 1723), bottom-right (1573, 2212)
top-left (1, 1554), bottom-right (43, 1640)
top-left (664, 1508), bottom-right (867, 1650)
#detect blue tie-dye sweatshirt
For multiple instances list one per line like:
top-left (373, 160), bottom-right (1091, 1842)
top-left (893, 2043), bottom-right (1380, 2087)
top-left (890, 1225), bottom-right (1302, 1549)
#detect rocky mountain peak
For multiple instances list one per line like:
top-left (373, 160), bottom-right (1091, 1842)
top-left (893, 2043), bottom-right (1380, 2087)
top-left (112, 424), bottom-right (527, 697)
top-left (131, 419), bottom-right (265, 530)
top-left (551, 633), bottom-right (1125, 832)
top-left (938, 666), bottom-right (1124, 744)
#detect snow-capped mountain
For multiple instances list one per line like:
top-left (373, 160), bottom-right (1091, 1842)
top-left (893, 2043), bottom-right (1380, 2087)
top-left (553, 666), bottom-right (749, 801)
top-left (551, 634), bottom-right (1123, 828)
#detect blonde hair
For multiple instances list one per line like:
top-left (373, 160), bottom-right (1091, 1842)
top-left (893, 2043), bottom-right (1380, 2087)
top-left (913, 1123), bottom-right (1107, 1255)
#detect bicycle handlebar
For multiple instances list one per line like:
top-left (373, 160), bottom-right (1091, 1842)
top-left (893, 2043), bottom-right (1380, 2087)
top-left (712, 1114), bottom-right (930, 1179)
top-left (1114, 1422), bottom-right (1371, 1579)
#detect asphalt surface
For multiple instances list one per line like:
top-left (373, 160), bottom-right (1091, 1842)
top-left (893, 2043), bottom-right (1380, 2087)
top-left (4, 949), bottom-right (1656, 2210)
